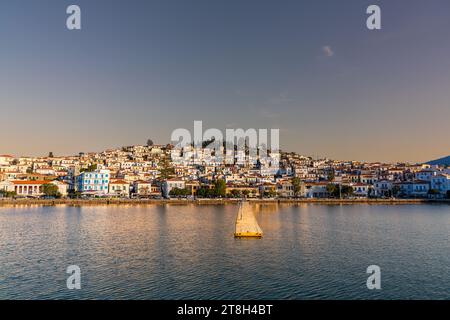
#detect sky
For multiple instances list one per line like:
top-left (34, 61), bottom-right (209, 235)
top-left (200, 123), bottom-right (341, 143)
top-left (1, 0), bottom-right (450, 163)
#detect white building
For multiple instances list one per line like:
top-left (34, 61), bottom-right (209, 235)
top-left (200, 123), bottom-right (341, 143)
top-left (76, 169), bottom-right (110, 194)
top-left (373, 180), bottom-right (393, 197)
top-left (430, 174), bottom-right (450, 195)
top-left (398, 181), bottom-right (430, 197)
top-left (351, 183), bottom-right (370, 197)
top-left (305, 182), bottom-right (329, 198)
top-left (162, 179), bottom-right (186, 198)
top-left (0, 155), bottom-right (14, 166)
top-left (108, 179), bottom-right (130, 197)
top-left (133, 180), bottom-right (152, 197)
top-left (0, 180), bottom-right (68, 197)
top-left (415, 170), bottom-right (436, 181)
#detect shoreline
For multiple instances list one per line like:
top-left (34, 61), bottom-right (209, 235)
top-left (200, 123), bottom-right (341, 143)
top-left (0, 198), bottom-right (449, 207)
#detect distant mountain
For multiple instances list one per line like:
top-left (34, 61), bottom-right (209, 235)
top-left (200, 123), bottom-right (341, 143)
top-left (427, 156), bottom-right (450, 166)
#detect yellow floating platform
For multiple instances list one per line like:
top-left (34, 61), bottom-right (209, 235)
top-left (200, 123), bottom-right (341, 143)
top-left (234, 201), bottom-right (263, 238)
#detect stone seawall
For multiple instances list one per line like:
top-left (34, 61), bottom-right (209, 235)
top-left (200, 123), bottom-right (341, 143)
top-left (0, 198), bottom-right (449, 207)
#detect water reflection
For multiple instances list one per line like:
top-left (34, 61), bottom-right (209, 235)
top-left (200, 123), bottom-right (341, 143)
top-left (0, 204), bottom-right (449, 299)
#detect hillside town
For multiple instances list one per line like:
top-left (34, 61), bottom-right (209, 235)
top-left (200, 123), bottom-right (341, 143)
top-left (0, 143), bottom-right (449, 200)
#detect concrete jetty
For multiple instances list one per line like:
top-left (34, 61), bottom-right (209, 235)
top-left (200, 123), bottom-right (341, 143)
top-left (234, 201), bottom-right (263, 238)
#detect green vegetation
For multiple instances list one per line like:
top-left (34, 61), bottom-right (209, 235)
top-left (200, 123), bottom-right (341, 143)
top-left (159, 157), bottom-right (175, 180)
top-left (291, 177), bottom-right (302, 197)
top-left (196, 187), bottom-right (215, 198)
top-left (42, 184), bottom-right (62, 198)
top-left (169, 188), bottom-right (191, 197)
top-left (68, 190), bottom-right (82, 199)
top-left (326, 184), bottom-right (354, 198)
top-left (81, 163), bottom-right (98, 172)
top-left (195, 180), bottom-right (227, 198)
top-left (262, 190), bottom-right (277, 198)
top-left (327, 170), bottom-right (335, 182)
top-left (392, 185), bottom-right (401, 197)
top-left (229, 189), bottom-right (242, 198)
top-left (0, 190), bottom-right (16, 198)
top-left (213, 179), bottom-right (227, 198)
top-left (428, 189), bottom-right (441, 199)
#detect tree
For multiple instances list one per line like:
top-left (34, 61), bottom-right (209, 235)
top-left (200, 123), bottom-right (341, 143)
top-left (428, 189), bottom-right (440, 199)
top-left (242, 190), bottom-right (250, 198)
top-left (169, 188), bottom-right (190, 197)
top-left (42, 183), bottom-right (61, 198)
top-left (392, 185), bottom-right (401, 198)
top-left (68, 190), bottom-right (82, 199)
top-left (229, 189), bottom-right (242, 198)
top-left (291, 177), bottom-right (303, 197)
top-left (0, 190), bottom-right (16, 198)
top-left (159, 157), bottom-right (175, 180)
top-left (197, 187), bottom-right (214, 198)
top-left (81, 163), bottom-right (97, 172)
top-left (196, 187), bottom-right (207, 198)
top-left (341, 185), bottom-right (354, 198)
top-left (263, 190), bottom-right (277, 198)
top-left (147, 139), bottom-right (154, 146)
top-left (326, 184), bottom-right (339, 198)
top-left (213, 179), bottom-right (227, 198)
top-left (327, 170), bottom-right (335, 182)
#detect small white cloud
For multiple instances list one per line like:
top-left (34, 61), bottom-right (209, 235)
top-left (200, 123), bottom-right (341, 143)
top-left (322, 45), bottom-right (334, 57)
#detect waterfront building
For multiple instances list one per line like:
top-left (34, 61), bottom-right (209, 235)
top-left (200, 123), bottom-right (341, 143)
top-left (305, 182), bottom-right (329, 198)
top-left (415, 170), bottom-right (437, 181)
top-left (373, 180), bottom-right (393, 197)
top-left (109, 179), bottom-right (130, 197)
top-left (132, 180), bottom-right (152, 197)
top-left (162, 178), bottom-right (186, 198)
top-left (430, 174), bottom-right (450, 195)
top-left (76, 169), bottom-right (110, 194)
top-left (351, 183), bottom-right (370, 197)
top-left (277, 180), bottom-right (295, 198)
top-left (397, 181), bottom-right (430, 197)
top-left (185, 181), bottom-right (200, 196)
top-left (0, 180), bottom-right (68, 197)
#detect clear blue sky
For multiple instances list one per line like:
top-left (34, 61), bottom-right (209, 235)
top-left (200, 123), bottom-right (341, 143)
top-left (1, 0), bottom-right (450, 162)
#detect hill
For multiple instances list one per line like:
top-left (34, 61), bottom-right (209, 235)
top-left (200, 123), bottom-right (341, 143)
top-left (427, 156), bottom-right (450, 166)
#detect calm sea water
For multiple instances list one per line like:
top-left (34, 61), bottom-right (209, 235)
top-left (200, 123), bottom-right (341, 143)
top-left (0, 204), bottom-right (449, 300)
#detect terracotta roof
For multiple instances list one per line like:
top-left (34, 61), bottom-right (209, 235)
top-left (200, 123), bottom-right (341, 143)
top-left (11, 180), bottom-right (52, 185)
top-left (110, 180), bottom-right (128, 184)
